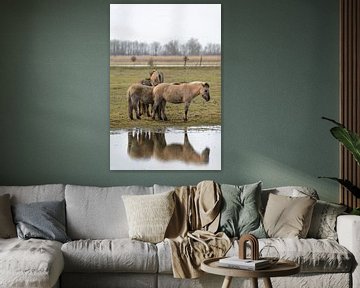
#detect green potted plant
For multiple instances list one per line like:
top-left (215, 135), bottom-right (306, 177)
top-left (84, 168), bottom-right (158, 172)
top-left (320, 117), bottom-right (360, 215)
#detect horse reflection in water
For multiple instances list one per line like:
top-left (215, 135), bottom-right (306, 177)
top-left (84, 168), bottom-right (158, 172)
top-left (127, 130), bottom-right (210, 165)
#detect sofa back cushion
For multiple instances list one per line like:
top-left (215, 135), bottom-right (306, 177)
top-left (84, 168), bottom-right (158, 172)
top-left (0, 184), bottom-right (65, 204)
top-left (65, 185), bottom-right (153, 239)
top-left (261, 186), bottom-right (319, 213)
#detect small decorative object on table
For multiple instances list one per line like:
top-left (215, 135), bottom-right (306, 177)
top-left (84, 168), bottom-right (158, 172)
top-left (201, 234), bottom-right (300, 288)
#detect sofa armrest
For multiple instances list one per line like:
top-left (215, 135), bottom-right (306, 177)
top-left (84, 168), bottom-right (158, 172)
top-left (337, 215), bottom-right (360, 288)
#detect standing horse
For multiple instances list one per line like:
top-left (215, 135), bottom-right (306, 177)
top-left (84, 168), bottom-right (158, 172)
top-left (152, 81), bottom-right (210, 121)
top-left (138, 70), bottom-right (165, 116)
top-left (127, 84), bottom-right (154, 120)
top-left (149, 70), bottom-right (164, 86)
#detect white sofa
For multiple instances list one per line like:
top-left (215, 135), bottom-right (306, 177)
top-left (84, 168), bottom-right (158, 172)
top-left (0, 184), bottom-right (359, 288)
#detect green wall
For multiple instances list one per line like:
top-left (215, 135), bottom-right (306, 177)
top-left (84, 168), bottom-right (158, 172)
top-left (0, 0), bottom-right (340, 202)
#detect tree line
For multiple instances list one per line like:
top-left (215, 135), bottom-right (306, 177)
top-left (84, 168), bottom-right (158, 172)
top-left (110, 38), bottom-right (221, 56)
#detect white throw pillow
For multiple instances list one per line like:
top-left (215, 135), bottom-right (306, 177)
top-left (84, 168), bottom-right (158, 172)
top-left (122, 191), bottom-right (175, 243)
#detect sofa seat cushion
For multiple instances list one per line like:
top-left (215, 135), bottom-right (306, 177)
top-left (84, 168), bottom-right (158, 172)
top-left (61, 239), bottom-right (158, 273)
top-left (230, 238), bottom-right (353, 273)
top-left (0, 238), bottom-right (64, 288)
top-left (157, 238), bottom-right (353, 274)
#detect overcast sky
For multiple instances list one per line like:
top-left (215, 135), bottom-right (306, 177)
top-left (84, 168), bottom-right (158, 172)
top-left (110, 4), bottom-right (221, 46)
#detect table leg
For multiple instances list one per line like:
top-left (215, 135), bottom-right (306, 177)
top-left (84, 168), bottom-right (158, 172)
top-left (263, 277), bottom-right (273, 288)
top-left (251, 278), bottom-right (258, 288)
top-left (221, 276), bottom-right (233, 288)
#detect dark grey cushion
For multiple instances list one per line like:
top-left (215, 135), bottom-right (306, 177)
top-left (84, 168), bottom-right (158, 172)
top-left (218, 182), bottom-right (266, 238)
top-left (12, 200), bottom-right (70, 243)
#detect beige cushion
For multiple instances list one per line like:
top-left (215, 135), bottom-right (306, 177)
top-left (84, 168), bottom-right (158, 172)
top-left (263, 193), bottom-right (316, 238)
top-left (122, 191), bottom-right (175, 243)
top-left (61, 239), bottom-right (158, 273)
top-left (0, 194), bottom-right (16, 238)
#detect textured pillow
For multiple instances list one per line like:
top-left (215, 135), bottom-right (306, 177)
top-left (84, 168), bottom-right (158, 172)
top-left (122, 191), bottom-right (175, 243)
top-left (12, 200), bottom-right (70, 243)
top-left (0, 194), bottom-right (16, 238)
top-left (218, 182), bottom-right (266, 238)
top-left (307, 200), bottom-right (347, 240)
top-left (263, 193), bottom-right (316, 238)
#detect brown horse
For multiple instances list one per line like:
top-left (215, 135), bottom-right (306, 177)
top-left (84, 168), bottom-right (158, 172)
top-left (127, 84), bottom-right (154, 120)
top-left (149, 70), bottom-right (164, 86)
top-left (139, 70), bottom-right (164, 86)
top-left (138, 70), bottom-right (165, 116)
top-left (152, 81), bottom-right (210, 121)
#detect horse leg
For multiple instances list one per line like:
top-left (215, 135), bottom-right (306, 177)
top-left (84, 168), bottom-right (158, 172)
top-left (135, 99), bottom-right (141, 120)
top-left (128, 98), bottom-right (134, 120)
top-left (161, 100), bottom-right (168, 121)
top-left (152, 101), bottom-right (160, 120)
top-left (183, 102), bottom-right (190, 121)
top-left (146, 104), bottom-right (152, 117)
top-left (139, 102), bottom-right (144, 116)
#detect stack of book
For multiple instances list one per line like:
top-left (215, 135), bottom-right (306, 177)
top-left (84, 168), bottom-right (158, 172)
top-left (218, 257), bottom-right (271, 270)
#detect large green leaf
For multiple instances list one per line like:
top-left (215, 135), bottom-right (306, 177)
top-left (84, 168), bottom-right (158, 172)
top-left (322, 117), bottom-right (360, 165)
top-left (318, 177), bottom-right (360, 198)
top-left (330, 127), bottom-right (360, 165)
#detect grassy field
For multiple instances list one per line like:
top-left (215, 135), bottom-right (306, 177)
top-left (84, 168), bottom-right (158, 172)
top-left (110, 66), bottom-right (221, 129)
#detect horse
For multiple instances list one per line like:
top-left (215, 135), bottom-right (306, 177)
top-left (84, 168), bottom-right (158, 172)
top-left (127, 84), bottom-right (154, 120)
top-left (137, 70), bottom-right (165, 116)
top-left (152, 81), bottom-right (210, 121)
top-left (139, 70), bottom-right (164, 87)
top-left (149, 70), bottom-right (164, 86)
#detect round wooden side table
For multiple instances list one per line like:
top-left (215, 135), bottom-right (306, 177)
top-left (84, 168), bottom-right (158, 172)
top-left (201, 257), bottom-right (300, 288)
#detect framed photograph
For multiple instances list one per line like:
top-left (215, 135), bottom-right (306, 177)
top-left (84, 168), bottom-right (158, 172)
top-left (110, 4), bottom-right (221, 170)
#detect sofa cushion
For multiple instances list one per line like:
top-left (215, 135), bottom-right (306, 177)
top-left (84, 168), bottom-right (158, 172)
top-left (231, 238), bottom-right (353, 273)
top-left (158, 237), bottom-right (353, 274)
top-left (0, 238), bottom-right (64, 288)
top-left (0, 184), bottom-right (65, 204)
top-left (61, 239), bottom-right (158, 273)
top-left (122, 191), bottom-right (175, 243)
top-left (307, 200), bottom-right (347, 240)
top-left (0, 194), bottom-right (16, 238)
top-left (12, 200), bottom-right (70, 243)
top-left (218, 182), bottom-right (266, 238)
top-left (263, 194), bottom-right (316, 238)
top-left (65, 185), bottom-right (153, 239)
top-left (261, 186), bottom-right (319, 213)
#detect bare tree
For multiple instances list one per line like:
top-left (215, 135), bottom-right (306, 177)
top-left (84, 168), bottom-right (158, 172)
top-left (150, 42), bottom-right (161, 56)
top-left (164, 40), bottom-right (180, 55)
top-left (203, 43), bottom-right (221, 55)
top-left (185, 38), bottom-right (202, 55)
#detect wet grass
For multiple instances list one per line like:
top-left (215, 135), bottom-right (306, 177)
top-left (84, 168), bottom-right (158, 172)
top-left (110, 66), bottom-right (221, 129)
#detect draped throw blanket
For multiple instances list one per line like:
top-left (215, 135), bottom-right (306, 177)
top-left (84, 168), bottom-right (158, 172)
top-left (165, 180), bottom-right (231, 278)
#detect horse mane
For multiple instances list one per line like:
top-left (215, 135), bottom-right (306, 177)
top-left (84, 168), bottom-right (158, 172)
top-left (189, 81), bottom-right (210, 87)
top-left (171, 81), bottom-right (188, 85)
